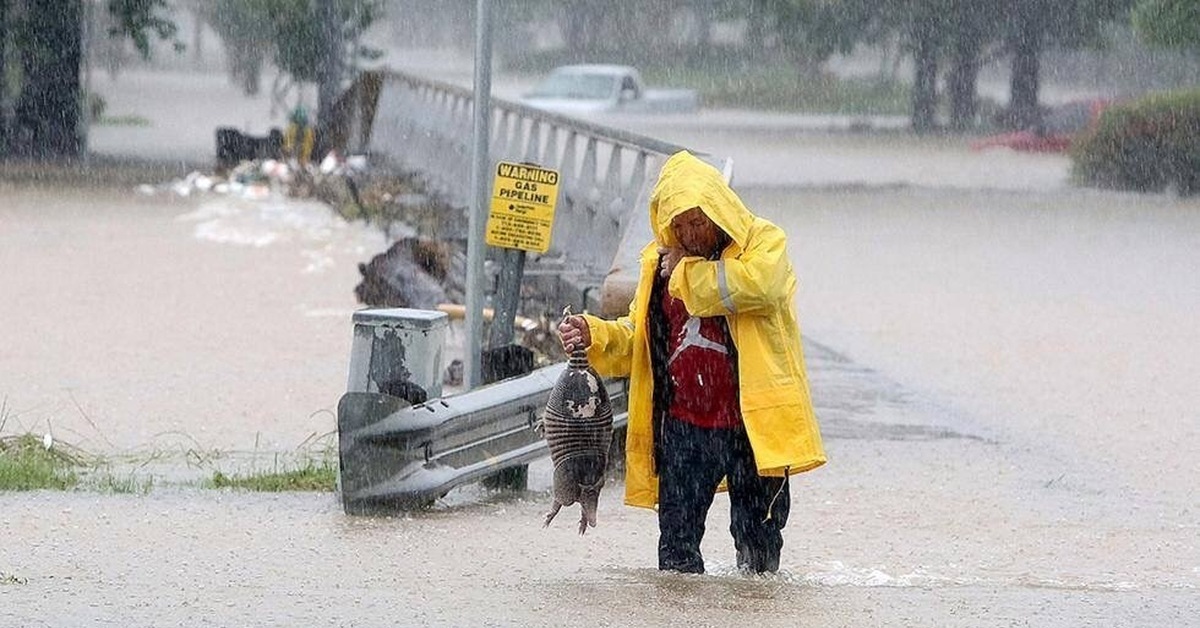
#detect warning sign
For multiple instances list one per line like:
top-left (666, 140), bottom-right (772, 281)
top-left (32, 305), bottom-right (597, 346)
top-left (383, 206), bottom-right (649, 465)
top-left (486, 161), bottom-right (560, 253)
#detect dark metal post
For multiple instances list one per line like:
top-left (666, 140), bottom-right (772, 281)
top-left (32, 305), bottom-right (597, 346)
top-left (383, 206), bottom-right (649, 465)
top-left (487, 248), bottom-right (525, 348)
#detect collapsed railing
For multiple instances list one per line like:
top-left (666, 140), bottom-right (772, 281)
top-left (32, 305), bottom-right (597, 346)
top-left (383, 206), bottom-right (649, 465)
top-left (332, 70), bottom-right (731, 513)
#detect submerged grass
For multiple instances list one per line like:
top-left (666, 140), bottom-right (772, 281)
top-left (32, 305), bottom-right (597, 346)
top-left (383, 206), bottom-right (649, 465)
top-left (91, 471), bottom-right (156, 495)
top-left (206, 431), bottom-right (339, 492)
top-left (209, 458), bottom-right (337, 492)
top-left (1, 394), bottom-right (337, 494)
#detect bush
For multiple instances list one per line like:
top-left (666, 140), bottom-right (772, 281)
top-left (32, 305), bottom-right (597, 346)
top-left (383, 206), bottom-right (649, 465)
top-left (1071, 89), bottom-right (1200, 195)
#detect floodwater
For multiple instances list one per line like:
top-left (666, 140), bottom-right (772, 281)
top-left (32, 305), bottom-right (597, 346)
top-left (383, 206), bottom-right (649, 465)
top-left (3, 68), bottom-right (1199, 626)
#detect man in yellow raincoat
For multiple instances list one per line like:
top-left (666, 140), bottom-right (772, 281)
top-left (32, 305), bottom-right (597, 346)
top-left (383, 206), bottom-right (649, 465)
top-left (558, 150), bottom-right (825, 574)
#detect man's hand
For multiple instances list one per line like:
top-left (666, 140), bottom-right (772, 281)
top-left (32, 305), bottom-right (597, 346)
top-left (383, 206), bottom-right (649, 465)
top-left (557, 315), bottom-right (592, 353)
top-left (658, 246), bottom-right (686, 279)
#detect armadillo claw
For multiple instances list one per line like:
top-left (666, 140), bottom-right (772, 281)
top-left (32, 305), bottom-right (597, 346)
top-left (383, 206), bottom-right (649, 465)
top-left (544, 502), bottom-right (562, 528)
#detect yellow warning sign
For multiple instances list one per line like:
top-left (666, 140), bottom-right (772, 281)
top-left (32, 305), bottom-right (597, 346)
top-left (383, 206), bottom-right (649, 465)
top-left (486, 161), bottom-right (560, 253)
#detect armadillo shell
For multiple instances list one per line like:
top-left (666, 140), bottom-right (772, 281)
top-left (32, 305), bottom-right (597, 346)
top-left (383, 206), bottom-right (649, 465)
top-left (542, 352), bottom-right (614, 467)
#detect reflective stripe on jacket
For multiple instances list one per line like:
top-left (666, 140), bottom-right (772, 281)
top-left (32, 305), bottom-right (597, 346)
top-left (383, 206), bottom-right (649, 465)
top-left (583, 150), bottom-right (826, 509)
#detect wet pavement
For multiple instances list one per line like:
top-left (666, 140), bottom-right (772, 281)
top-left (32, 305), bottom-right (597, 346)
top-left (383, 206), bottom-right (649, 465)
top-left (3, 65), bottom-right (1199, 626)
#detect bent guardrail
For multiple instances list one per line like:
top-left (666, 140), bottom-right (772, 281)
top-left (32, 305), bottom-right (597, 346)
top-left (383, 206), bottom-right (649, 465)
top-left (338, 363), bottom-right (628, 514)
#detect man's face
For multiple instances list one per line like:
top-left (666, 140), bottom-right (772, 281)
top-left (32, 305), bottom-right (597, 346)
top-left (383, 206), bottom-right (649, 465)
top-left (670, 207), bottom-right (723, 257)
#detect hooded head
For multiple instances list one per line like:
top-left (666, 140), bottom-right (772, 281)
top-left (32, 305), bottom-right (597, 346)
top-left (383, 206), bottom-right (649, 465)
top-left (649, 151), bottom-right (755, 255)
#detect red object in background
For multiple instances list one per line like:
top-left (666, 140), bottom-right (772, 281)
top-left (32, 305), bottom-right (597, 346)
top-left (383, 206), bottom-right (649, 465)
top-left (971, 99), bottom-right (1111, 153)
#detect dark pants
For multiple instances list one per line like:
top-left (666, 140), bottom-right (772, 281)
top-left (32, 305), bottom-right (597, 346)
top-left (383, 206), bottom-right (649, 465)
top-left (656, 417), bottom-right (790, 574)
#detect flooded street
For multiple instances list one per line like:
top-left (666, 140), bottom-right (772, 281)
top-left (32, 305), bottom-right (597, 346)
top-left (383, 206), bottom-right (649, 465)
top-left (3, 68), bottom-right (1199, 626)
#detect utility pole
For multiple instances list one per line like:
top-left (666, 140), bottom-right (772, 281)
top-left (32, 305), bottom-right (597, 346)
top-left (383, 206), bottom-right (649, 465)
top-left (464, 0), bottom-right (493, 390)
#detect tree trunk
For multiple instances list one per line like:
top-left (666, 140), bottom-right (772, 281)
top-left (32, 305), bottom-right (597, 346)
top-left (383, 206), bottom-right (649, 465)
top-left (1008, 12), bottom-right (1042, 131)
top-left (0, 0), bottom-right (8, 155)
top-left (15, 0), bottom-right (83, 159)
top-left (911, 31), bottom-right (939, 134)
top-left (316, 0), bottom-right (343, 154)
top-left (947, 33), bottom-right (981, 131)
top-left (694, 0), bottom-right (713, 47)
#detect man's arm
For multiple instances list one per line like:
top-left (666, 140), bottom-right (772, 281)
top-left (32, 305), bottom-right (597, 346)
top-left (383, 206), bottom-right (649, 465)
top-left (668, 220), bottom-right (795, 317)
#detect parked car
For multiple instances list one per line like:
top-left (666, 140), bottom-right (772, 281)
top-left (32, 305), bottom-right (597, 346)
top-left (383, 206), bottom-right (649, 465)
top-left (971, 99), bottom-right (1111, 153)
top-left (520, 64), bottom-right (700, 116)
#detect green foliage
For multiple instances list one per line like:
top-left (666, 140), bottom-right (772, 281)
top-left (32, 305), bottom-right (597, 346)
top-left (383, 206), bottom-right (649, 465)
top-left (203, 0), bottom-right (381, 84)
top-left (1132, 0), bottom-right (1200, 49)
top-left (1071, 89), bottom-right (1200, 195)
top-left (760, 0), bottom-right (875, 67)
top-left (209, 458), bottom-right (337, 492)
top-left (505, 44), bottom-right (910, 115)
top-left (106, 0), bottom-right (180, 57)
top-left (91, 471), bottom-right (155, 494)
top-left (665, 66), bottom-right (911, 114)
top-left (0, 434), bottom-right (81, 491)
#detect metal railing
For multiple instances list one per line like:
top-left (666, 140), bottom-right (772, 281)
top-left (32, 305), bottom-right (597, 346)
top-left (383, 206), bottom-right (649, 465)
top-left (338, 361), bottom-right (628, 514)
top-left (342, 69), bottom-right (731, 308)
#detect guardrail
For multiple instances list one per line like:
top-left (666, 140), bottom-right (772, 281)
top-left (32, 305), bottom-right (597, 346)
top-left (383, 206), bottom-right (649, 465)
top-left (338, 362), bottom-right (628, 514)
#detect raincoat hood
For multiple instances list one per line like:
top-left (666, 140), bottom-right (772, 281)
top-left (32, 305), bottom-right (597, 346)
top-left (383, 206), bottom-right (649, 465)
top-left (650, 151), bottom-right (752, 250)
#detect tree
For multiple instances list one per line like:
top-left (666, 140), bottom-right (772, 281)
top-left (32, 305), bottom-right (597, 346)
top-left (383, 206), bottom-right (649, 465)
top-left (0, 0), bottom-right (176, 159)
top-left (197, 1), bottom-right (273, 95)
top-left (945, 1), bottom-right (1004, 130)
top-left (200, 0), bottom-right (380, 132)
top-left (759, 0), bottom-right (875, 77)
top-left (1132, 0), bottom-right (1200, 49)
top-left (555, 0), bottom-right (683, 58)
top-left (875, 0), bottom-right (1128, 132)
top-left (1004, 0), bottom-right (1132, 130)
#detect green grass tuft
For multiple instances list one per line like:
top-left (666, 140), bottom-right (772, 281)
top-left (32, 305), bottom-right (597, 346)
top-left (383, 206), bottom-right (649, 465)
top-left (0, 434), bottom-right (82, 491)
top-left (209, 458), bottom-right (337, 492)
top-left (89, 471), bottom-right (156, 495)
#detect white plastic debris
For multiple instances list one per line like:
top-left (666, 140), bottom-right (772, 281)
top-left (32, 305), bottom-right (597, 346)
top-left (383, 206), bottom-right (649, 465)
top-left (319, 151), bottom-right (342, 175)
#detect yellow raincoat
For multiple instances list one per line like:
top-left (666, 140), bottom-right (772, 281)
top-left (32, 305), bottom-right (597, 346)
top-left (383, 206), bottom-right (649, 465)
top-left (582, 150), bottom-right (826, 510)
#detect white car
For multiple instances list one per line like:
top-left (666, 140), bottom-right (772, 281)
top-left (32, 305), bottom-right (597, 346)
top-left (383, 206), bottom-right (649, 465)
top-left (520, 64), bottom-right (699, 116)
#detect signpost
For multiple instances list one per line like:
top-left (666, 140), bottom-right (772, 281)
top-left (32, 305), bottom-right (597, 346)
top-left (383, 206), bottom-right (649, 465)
top-left (486, 161), bottom-right (560, 254)
top-left (485, 161), bottom-right (560, 348)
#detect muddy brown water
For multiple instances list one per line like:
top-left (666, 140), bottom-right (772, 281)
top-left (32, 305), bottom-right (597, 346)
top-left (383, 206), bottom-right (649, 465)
top-left (3, 69), bottom-right (1198, 625)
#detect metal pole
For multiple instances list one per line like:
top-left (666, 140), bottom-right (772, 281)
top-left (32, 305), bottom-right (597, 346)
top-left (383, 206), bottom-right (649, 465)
top-left (465, 0), bottom-right (493, 390)
top-left (487, 248), bottom-right (524, 349)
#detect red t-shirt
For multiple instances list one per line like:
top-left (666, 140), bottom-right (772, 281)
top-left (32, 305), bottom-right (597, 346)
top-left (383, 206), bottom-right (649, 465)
top-left (661, 290), bottom-right (741, 428)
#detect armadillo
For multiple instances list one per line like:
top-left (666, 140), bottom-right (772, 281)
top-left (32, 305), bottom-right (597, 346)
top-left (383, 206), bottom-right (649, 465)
top-left (541, 348), bottom-right (614, 535)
